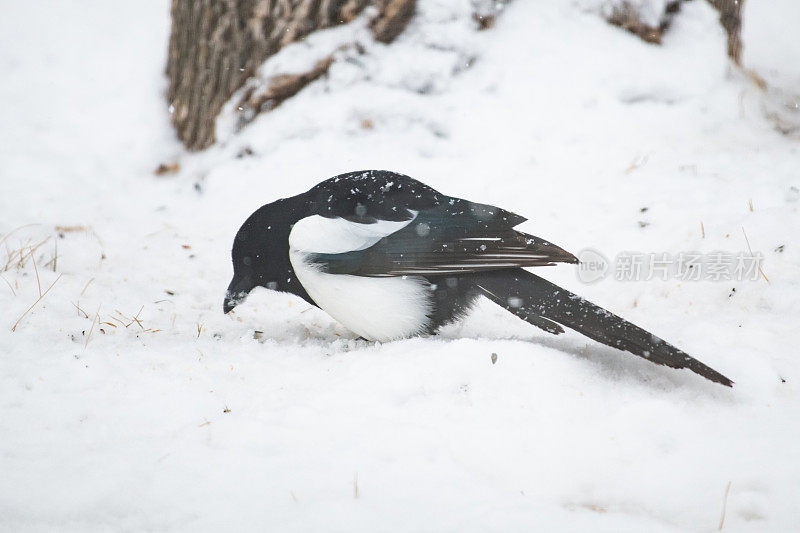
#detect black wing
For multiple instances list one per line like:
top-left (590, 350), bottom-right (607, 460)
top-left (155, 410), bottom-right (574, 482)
top-left (307, 196), bottom-right (577, 277)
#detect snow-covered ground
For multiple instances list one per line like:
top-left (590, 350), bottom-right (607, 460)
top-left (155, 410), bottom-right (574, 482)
top-left (1, 0), bottom-right (799, 531)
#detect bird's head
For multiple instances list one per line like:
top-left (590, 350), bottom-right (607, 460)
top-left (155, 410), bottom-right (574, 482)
top-left (224, 196), bottom-right (311, 314)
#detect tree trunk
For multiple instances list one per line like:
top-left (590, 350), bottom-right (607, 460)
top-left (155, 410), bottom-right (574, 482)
top-left (597, 1), bottom-right (744, 61)
top-left (604, 0), bottom-right (682, 45)
top-left (166, 0), bottom-right (415, 152)
top-left (707, 0), bottom-right (744, 65)
top-left (166, 0), bottom-right (370, 151)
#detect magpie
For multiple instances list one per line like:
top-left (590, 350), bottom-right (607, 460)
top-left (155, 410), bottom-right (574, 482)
top-left (224, 170), bottom-right (733, 387)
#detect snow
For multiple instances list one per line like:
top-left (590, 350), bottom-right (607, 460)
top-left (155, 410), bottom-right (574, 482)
top-left (742, 0), bottom-right (800, 90)
top-left (1, 0), bottom-right (799, 531)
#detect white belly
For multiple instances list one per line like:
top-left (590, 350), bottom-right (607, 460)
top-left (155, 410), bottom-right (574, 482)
top-left (289, 250), bottom-right (433, 341)
top-left (288, 214), bottom-right (433, 341)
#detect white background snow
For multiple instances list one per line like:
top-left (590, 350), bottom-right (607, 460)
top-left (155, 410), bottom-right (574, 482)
top-left (1, 0), bottom-right (799, 531)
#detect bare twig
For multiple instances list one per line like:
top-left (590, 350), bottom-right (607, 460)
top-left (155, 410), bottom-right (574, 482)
top-left (11, 273), bottom-right (63, 331)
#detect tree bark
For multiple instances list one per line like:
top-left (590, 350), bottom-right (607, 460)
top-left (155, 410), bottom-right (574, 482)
top-left (707, 0), bottom-right (744, 65)
top-left (166, 0), bottom-right (370, 151)
top-left (167, 0), bottom-right (748, 152)
top-left (370, 0), bottom-right (416, 43)
top-left (166, 0), bottom-right (415, 152)
top-left (602, 0), bottom-right (682, 45)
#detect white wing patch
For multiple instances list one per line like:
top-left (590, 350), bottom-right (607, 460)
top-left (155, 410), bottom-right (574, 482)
top-left (288, 213), bottom-right (431, 342)
top-left (289, 213), bottom-right (416, 254)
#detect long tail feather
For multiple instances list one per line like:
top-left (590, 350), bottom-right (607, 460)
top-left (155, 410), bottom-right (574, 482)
top-left (474, 269), bottom-right (733, 386)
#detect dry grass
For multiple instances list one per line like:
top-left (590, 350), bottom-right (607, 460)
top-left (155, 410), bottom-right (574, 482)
top-left (718, 481), bottom-right (732, 530)
top-left (105, 306), bottom-right (160, 333)
top-left (154, 162), bottom-right (180, 176)
top-left (11, 275), bottom-right (62, 331)
top-left (72, 301), bottom-right (89, 319)
top-left (10, 249), bottom-right (63, 331)
top-left (84, 305), bottom-right (101, 348)
top-left (0, 224), bottom-right (41, 248)
top-left (624, 154), bottom-right (648, 175)
top-left (3, 236), bottom-right (51, 272)
top-left (2, 226), bottom-right (180, 340)
top-left (0, 273), bottom-right (15, 296)
top-left (41, 239), bottom-right (57, 272)
top-left (2, 223), bottom-right (92, 276)
top-left (3, 227), bottom-right (166, 339)
top-left (3, 229), bottom-right (67, 331)
top-left (80, 278), bottom-right (94, 296)
top-left (742, 226), bottom-right (769, 283)
top-left (54, 225), bottom-right (88, 234)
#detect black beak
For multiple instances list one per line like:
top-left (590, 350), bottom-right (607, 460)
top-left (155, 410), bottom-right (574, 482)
top-left (224, 274), bottom-right (254, 314)
top-left (223, 293), bottom-right (239, 314)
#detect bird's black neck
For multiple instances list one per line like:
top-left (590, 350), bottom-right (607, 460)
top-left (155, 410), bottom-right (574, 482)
top-left (236, 194), bottom-right (316, 306)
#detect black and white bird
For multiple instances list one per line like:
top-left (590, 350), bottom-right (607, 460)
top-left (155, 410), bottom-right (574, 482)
top-left (224, 170), bottom-right (732, 387)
